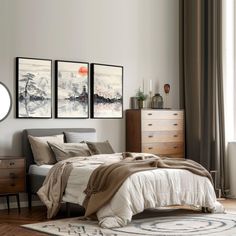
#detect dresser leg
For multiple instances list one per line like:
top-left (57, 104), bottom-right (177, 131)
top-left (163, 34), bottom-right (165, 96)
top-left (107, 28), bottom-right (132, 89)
top-left (16, 194), bottom-right (20, 213)
top-left (6, 195), bottom-right (10, 213)
top-left (28, 192), bottom-right (32, 209)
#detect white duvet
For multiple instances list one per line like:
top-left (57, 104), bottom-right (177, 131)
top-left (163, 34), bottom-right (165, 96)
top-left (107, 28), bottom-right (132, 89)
top-left (61, 153), bottom-right (224, 228)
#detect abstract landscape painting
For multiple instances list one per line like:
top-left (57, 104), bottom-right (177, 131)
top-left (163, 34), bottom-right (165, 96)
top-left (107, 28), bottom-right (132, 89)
top-left (91, 63), bottom-right (123, 118)
top-left (55, 61), bottom-right (89, 118)
top-left (16, 57), bottom-right (52, 118)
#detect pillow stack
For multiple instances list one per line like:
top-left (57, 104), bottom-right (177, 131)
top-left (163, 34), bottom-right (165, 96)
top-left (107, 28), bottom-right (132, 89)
top-left (28, 131), bottom-right (115, 165)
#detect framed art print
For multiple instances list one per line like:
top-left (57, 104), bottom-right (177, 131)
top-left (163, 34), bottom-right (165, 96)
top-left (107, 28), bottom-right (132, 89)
top-left (16, 57), bottom-right (52, 118)
top-left (91, 63), bottom-right (123, 118)
top-left (55, 60), bottom-right (89, 118)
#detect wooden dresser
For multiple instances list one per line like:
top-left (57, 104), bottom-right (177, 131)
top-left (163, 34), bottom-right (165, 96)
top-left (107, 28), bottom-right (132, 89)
top-left (0, 157), bottom-right (25, 212)
top-left (126, 109), bottom-right (185, 158)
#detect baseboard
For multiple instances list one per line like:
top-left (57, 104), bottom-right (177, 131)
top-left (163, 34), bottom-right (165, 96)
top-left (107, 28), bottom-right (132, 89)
top-left (0, 200), bottom-right (43, 210)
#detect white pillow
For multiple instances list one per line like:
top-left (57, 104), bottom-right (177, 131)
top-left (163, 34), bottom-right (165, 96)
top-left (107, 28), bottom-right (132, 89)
top-left (64, 132), bottom-right (97, 143)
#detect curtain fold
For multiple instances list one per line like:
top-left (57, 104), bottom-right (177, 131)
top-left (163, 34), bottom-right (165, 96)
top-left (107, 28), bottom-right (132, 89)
top-left (179, 0), bottom-right (226, 193)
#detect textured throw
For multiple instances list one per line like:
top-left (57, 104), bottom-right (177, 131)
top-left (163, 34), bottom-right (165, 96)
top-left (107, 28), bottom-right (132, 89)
top-left (83, 156), bottom-right (213, 217)
top-left (37, 161), bottom-right (73, 218)
top-left (37, 157), bottom-right (89, 218)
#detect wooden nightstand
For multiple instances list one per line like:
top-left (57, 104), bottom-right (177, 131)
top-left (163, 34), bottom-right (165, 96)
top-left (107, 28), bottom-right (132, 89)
top-left (0, 157), bottom-right (25, 213)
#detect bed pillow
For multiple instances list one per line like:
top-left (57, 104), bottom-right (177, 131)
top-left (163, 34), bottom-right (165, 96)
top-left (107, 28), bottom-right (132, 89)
top-left (86, 141), bottom-right (115, 155)
top-left (28, 134), bottom-right (64, 165)
top-left (48, 142), bottom-right (91, 162)
top-left (64, 131), bottom-right (97, 143)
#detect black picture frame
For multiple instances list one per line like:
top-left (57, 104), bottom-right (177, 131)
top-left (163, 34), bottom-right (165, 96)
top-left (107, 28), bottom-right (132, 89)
top-left (16, 57), bottom-right (52, 119)
top-left (90, 63), bottom-right (123, 119)
top-left (55, 60), bottom-right (89, 119)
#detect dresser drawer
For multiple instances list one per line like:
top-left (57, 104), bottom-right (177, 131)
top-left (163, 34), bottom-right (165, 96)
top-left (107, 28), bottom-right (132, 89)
top-left (142, 110), bottom-right (183, 120)
top-left (0, 178), bottom-right (25, 193)
top-left (142, 142), bottom-right (184, 155)
top-left (0, 169), bottom-right (25, 179)
top-left (0, 159), bottom-right (24, 169)
top-left (142, 119), bottom-right (183, 131)
top-left (142, 131), bottom-right (183, 143)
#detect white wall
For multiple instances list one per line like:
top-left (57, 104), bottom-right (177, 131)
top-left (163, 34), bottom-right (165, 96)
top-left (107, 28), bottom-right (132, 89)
top-left (0, 0), bottom-right (179, 156)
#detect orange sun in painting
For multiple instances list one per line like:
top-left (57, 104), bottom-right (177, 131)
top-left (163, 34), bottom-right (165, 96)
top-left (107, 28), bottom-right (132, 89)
top-left (78, 66), bottom-right (88, 76)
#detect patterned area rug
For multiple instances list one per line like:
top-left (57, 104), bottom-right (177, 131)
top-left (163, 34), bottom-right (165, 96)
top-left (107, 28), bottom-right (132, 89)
top-left (22, 211), bottom-right (236, 236)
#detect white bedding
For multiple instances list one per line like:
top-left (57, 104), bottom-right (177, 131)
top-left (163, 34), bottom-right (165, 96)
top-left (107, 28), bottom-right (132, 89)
top-left (34, 154), bottom-right (224, 228)
top-left (29, 164), bottom-right (52, 176)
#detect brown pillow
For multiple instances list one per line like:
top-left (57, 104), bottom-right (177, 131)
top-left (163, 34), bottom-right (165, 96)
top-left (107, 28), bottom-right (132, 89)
top-left (86, 140), bottom-right (115, 155)
top-left (48, 142), bottom-right (91, 162)
top-left (28, 134), bottom-right (64, 165)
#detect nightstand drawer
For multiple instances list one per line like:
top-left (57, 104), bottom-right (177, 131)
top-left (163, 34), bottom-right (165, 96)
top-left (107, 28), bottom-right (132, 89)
top-left (142, 110), bottom-right (183, 120)
top-left (0, 159), bottom-right (24, 169)
top-left (0, 178), bottom-right (25, 193)
top-left (0, 169), bottom-right (25, 179)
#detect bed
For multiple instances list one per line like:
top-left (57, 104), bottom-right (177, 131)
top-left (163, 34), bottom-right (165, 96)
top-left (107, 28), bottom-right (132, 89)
top-left (23, 128), bottom-right (224, 228)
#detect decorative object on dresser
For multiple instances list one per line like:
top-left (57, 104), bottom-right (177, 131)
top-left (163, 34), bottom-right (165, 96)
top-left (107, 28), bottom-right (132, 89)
top-left (130, 97), bottom-right (139, 109)
top-left (126, 109), bottom-right (185, 158)
top-left (90, 63), bottom-right (123, 118)
top-left (16, 57), bottom-right (52, 118)
top-left (151, 93), bottom-right (163, 109)
top-left (164, 83), bottom-right (170, 108)
top-left (0, 81), bottom-right (12, 122)
top-left (136, 88), bottom-right (148, 109)
top-left (55, 60), bottom-right (89, 119)
top-left (0, 156), bottom-right (25, 213)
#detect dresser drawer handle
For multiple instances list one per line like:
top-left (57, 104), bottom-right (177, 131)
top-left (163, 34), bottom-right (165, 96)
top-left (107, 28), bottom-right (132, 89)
top-left (173, 135), bottom-right (178, 137)
top-left (173, 113), bottom-right (178, 116)
top-left (173, 123), bottom-right (178, 126)
top-left (11, 183), bottom-right (16, 187)
top-left (148, 135), bottom-right (153, 138)
top-left (148, 124), bottom-right (153, 126)
top-left (148, 147), bottom-right (153, 150)
top-left (173, 146), bottom-right (178, 149)
top-left (148, 113), bottom-right (152, 116)
top-left (9, 162), bottom-right (15, 166)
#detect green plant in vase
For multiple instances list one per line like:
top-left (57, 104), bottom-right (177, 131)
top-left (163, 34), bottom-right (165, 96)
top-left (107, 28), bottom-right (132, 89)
top-left (136, 89), bottom-right (147, 109)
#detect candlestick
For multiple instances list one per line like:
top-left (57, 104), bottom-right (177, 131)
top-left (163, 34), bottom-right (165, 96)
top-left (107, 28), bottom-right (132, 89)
top-left (149, 80), bottom-right (152, 93)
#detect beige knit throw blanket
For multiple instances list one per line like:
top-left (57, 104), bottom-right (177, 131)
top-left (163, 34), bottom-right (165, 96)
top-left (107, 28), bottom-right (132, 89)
top-left (83, 155), bottom-right (213, 217)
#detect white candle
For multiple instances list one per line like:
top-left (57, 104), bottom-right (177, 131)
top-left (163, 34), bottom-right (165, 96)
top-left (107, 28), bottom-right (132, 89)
top-left (149, 80), bottom-right (152, 92)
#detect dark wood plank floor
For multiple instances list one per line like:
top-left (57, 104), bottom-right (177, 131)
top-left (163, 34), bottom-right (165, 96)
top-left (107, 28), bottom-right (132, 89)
top-left (0, 200), bottom-right (235, 236)
top-left (0, 204), bottom-right (85, 236)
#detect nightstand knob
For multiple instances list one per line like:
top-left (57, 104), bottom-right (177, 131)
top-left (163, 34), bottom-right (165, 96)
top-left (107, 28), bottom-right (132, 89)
top-left (148, 135), bottom-right (153, 138)
top-left (11, 183), bottom-right (16, 187)
top-left (9, 162), bottom-right (15, 166)
top-left (174, 146), bottom-right (178, 149)
top-left (148, 147), bottom-right (153, 150)
top-left (173, 113), bottom-right (178, 116)
top-left (173, 135), bottom-right (178, 137)
top-left (173, 123), bottom-right (178, 126)
top-left (148, 124), bottom-right (153, 126)
top-left (148, 113), bottom-right (152, 116)
top-left (9, 173), bottom-right (16, 179)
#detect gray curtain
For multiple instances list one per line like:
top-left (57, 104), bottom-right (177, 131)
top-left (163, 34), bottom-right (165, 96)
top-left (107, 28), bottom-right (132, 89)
top-left (179, 0), bottom-right (226, 192)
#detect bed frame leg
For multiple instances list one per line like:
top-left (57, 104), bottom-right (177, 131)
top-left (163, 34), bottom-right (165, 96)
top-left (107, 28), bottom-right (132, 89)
top-left (66, 202), bottom-right (70, 217)
top-left (202, 207), bottom-right (208, 213)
